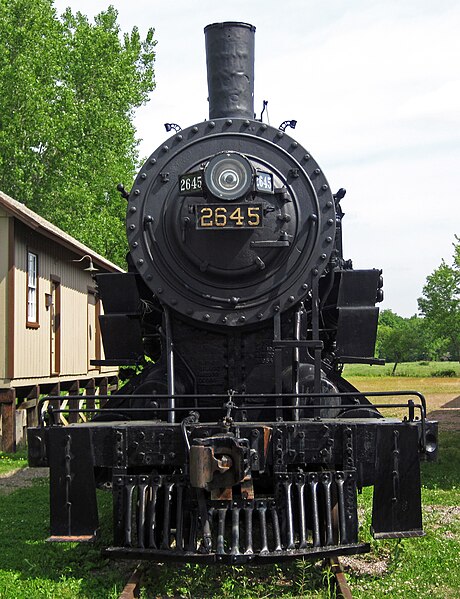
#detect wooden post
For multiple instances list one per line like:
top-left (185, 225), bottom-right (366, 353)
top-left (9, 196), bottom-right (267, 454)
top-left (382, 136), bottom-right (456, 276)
top-left (0, 388), bottom-right (16, 453)
top-left (48, 382), bottom-right (61, 420)
top-left (26, 385), bottom-right (40, 428)
top-left (85, 378), bottom-right (96, 411)
top-left (68, 380), bottom-right (80, 424)
top-left (98, 377), bottom-right (108, 408)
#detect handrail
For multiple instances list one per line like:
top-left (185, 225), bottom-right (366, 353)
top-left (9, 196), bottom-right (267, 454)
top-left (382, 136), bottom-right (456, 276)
top-left (37, 390), bottom-right (428, 453)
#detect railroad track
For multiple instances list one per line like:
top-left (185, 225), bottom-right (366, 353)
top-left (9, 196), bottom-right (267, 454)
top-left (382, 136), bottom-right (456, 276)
top-left (116, 557), bottom-right (353, 598)
top-left (328, 556), bottom-right (353, 598)
top-left (118, 564), bottom-right (143, 599)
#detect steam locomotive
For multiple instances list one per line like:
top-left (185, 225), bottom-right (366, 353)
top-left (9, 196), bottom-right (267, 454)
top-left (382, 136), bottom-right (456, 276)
top-left (28, 22), bottom-right (437, 564)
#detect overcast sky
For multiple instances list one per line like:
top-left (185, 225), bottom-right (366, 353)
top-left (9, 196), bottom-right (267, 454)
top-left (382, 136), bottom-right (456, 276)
top-left (54, 0), bottom-right (460, 317)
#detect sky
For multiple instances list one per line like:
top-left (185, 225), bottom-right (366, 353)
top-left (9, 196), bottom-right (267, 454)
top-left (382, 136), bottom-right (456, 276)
top-left (53, 0), bottom-right (460, 317)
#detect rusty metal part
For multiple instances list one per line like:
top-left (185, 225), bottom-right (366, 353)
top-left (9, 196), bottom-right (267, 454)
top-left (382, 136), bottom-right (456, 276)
top-left (328, 556), bottom-right (353, 599)
top-left (211, 487), bottom-right (233, 501)
top-left (241, 475), bottom-right (255, 500)
top-left (189, 434), bottom-right (249, 490)
top-left (48, 535), bottom-right (96, 542)
top-left (118, 564), bottom-right (143, 599)
top-left (189, 445), bottom-right (232, 488)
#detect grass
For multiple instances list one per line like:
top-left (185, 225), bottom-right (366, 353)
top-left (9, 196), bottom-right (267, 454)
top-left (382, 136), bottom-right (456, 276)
top-left (343, 360), bottom-right (460, 378)
top-left (0, 372), bottom-right (458, 598)
top-left (0, 482), bottom-right (129, 599)
top-left (0, 449), bottom-right (27, 475)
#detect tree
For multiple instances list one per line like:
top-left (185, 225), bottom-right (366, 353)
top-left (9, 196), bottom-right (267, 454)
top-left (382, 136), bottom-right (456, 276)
top-left (0, 1), bottom-right (156, 265)
top-left (418, 237), bottom-right (460, 361)
top-left (376, 311), bottom-right (431, 373)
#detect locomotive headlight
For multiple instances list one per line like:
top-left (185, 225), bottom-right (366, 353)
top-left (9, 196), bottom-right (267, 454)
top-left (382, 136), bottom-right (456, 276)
top-left (204, 152), bottom-right (253, 201)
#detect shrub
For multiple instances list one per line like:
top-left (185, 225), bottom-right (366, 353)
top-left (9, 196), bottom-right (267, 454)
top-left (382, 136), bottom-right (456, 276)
top-left (432, 369), bottom-right (457, 377)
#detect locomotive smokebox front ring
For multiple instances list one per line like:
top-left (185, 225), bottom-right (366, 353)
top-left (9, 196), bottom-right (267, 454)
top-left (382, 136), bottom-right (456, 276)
top-left (204, 152), bottom-right (253, 200)
top-left (127, 119), bottom-right (336, 326)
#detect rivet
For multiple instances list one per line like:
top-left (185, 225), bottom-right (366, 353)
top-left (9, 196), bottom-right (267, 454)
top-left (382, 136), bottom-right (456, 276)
top-left (129, 206), bottom-right (136, 213)
top-left (327, 218), bottom-right (334, 225)
top-left (321, 184), bottom-right (329, 191)
top-left (243, 120), bottom-right (250, 126)
top-left (144, 215), bottom-right (153, 223)
top-left (313, 267), bottom-right (319, 275)
top-left (137, 259), bottom-right (144, 266)
top-left (146, 274), bottom-right (152, 281)
top-left (302, 283), bottom-right (308, 290)
top-left (320, 253), bottom-right (327, 260)
top-left (225, 119), bottom-right (233, 126)
top-left (326, 236), bottom-right (332, 243)
top-left (326, 200), bottom-right (333, 208)
top-left (208, 121), bottom-right (215, 128)
top-left (131, 242), bottom-right (138, 248)
top-left (176, 134), bottom-right (183, 141)
top-left (230, 297), bottom-right (238, 305)
top-left (140, 173), bottom-right (147, 180)
top-left (288, 295), bottom-right (295, 302)
top-left (291, 142), bottom-right (298, 149)
top-left (150, 157), bottom-right (157, 165)
top-left (129, 224), bottom-right (136, 230)
top-left (276, 130), bottom-right (284, 138)
top-left (274, 305), bottom-right (280, 312)
top-left (134, 189), bottom-right (140, 196)
top-left (157, 288), bottom-right (163, 294)
top-left (239, 315), bottom-right (246, 322)
top-left (162, 145), bottom-right (169, 152)
top-left (310, 214), bottom-right (318, 222)
top-left (222, 316), bottom-right (228, 323)
top-left (257, 312), bottom-right (264, 319)
top-left (303, 154), bottom-right (310, 161)
top-left (203, 313), bottom-right (210, 321)
top-left (191, 126), bottom-right (198, 133)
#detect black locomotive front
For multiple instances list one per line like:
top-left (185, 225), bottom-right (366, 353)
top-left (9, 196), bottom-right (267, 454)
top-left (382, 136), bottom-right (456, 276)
top-left (27, 22), bottom-right (437, 564)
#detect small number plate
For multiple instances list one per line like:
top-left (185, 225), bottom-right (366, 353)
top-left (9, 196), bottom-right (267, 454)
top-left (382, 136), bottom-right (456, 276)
top-left (256, 171), bottom-right (274, 193)
top-left (196, 204), bottom-right (263, 230)
top-left (179, 171), bottom-right (203, 195)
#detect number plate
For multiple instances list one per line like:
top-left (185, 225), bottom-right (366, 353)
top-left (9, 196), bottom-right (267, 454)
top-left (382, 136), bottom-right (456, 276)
top-left (179, 171), bottom-right (203, 195)
top-left (256, 171), bottom-right (274, 193)
top-left (196, 204), bottom-right (263, 230)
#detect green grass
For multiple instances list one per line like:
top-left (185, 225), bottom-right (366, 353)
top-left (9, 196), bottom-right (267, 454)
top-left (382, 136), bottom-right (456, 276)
top-left (0, 483), bottom-right (129, 599)
top-left (343, 361), bottom-right (460, 378)
top-left (0, 449), bottom-right (27, 475)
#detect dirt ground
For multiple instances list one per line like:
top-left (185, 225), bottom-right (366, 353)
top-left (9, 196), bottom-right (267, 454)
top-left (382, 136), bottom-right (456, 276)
top-left (348, 376), bottom-right (460, 432)
top-left (426, 393), bottom-right (460, 431)
top-left (0, 466), bottom-right (49, 495)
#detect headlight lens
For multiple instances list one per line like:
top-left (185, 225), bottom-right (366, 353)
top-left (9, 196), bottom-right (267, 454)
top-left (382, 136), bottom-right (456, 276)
top-left (204, 152), bottom-right (253, 200)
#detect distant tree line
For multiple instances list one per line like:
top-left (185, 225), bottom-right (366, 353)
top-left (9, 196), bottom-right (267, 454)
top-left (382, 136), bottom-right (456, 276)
top-left (377, 237), bottom-right (460, 369)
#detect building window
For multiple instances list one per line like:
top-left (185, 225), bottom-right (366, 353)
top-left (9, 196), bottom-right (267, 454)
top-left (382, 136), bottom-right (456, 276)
top-left (27, 251), bottom-right (39, 326)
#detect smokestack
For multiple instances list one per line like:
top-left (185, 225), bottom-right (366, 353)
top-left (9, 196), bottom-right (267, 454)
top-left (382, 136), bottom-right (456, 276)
top-left (204, 22), bottom-right (256, 120)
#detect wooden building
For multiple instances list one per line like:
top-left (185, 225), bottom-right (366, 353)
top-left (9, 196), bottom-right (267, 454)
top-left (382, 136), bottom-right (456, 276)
top-left (0, 190), bottom-right (122, 451)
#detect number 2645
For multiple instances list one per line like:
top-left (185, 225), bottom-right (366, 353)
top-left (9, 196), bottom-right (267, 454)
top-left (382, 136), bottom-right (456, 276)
top-left (199, 206), bottom-right (261, 228)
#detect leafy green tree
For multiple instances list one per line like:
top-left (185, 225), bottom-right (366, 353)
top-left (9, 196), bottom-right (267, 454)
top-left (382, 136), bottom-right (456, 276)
top-left (0, 0), bottom-right (156, 265)
top-left (418, 237), bottom-right (460, 361)
top-left (377, 312), bottom-right (431, 373)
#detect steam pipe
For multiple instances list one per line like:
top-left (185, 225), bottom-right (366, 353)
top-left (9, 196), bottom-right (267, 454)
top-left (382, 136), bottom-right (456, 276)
top-left (204, 22), bottom-right (256, 120)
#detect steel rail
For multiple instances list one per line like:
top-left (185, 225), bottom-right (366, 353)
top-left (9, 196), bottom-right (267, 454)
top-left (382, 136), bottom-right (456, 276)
top-left (328, 556), bottom-right (353, 599)
top-left (118, 564), bottom-right (143, 599)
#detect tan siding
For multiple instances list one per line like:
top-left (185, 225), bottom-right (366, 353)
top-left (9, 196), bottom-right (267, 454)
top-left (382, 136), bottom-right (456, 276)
top-left (12, 222), bottom-right (118, 382)
top-left (0, 210), bottom-right (8, 381)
